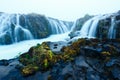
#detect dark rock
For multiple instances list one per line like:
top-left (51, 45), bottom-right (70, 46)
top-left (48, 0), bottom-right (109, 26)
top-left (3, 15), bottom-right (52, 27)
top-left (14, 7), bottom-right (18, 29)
top-left (111, 66), bottom-right (120, 79)
top-left (0, 59), bottom-right (9, 66)
top-left (116, 14), bottom-right (120, 20)
top-left (82, 46), bottom-right (102, 58)
top-left (86, 71), bottom-right (100, 80)
top-left (106, 58), bottom-right (120, 67)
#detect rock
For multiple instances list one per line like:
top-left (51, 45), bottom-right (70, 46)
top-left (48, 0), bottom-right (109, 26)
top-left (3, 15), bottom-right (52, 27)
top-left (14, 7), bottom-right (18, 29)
top-left (62, 63), bottom-right (73, 75)
top-left (69, 31), bottom-right (81, 39)
top-left (48, 41), bottom-right (68, 54)
top-left (19, 42), bottom-right (57, 72)
top-left (116, 14), bottom-right (120, 20)
top-left (75, 56), bottom-right (89, 67)
top-left (102, 44), bottom-right (119, 56)
top-left (0, 59), bottom-right (9, 66)
top-left (111, 66), bottom-right (120, 79)
top-left (1, 37), bottom-right (120, 79)
top-left (86, 71), bottom-right (100, 80)
top-left (106, 58), bottom-right (120, 67)
top-left (82, 46), bottom-right (102, 58)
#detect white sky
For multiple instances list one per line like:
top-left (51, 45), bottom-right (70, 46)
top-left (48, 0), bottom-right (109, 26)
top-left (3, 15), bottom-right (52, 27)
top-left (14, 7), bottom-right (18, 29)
top-left (0, 0), bottom-right (120, 21)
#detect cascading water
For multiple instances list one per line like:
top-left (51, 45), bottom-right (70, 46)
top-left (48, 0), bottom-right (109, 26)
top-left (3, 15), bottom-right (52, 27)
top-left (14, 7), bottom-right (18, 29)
top-left (79, 15), bottom-right (113, 38)
top-left (0, 13), bottom-right (72, 45)
top-left (0, 12), bottom-right (119, 59)
top-left (80, 18), bottom-right (93, 37)
top-left (0, 13), bottom-right (73, 59)
top-left (88, 18), bottom-right (100, 37)
top-left (14, 14), bottom-right (33, 42)
top-left (108, 17), bottom-right (116, 39)
top-left (47, 18), bottom-right (71, 34)
top-left (79, 16), bottom-right (101, 38)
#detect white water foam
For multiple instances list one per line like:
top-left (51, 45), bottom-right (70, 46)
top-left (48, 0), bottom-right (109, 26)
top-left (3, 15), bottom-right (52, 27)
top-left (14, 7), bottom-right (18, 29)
top-left (0, 32), bottom-right (70, 59)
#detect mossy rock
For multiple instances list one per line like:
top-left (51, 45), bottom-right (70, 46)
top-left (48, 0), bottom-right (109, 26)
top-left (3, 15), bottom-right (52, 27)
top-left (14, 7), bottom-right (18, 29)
top-left (21, 64), bottom-right (39, 76)
top-left (103, 44), bottom-right (118, 56)
top-left (60, 38), bottom-right (86, 61)
top-left (19, 42), bottom-right (56, 74)
top-left (19, 39), bottom-right (87, 76)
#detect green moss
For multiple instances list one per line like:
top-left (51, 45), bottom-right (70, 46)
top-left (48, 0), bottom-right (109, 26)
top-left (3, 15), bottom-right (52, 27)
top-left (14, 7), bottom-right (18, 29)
top-left (19, 39), bottom-right (86, 76)
top-left (43, 59), bottom-right (48, 68)
top-left (19, 42), bottom-right (56, 74)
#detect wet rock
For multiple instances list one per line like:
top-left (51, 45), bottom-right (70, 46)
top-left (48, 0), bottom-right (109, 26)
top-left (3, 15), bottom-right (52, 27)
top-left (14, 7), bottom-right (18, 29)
top-left (0, 59), bottom-right (9, 66)
top-left (116, 14), bottom-right (120, 20)
top-left (1, 38), bottom-right (120, 80)
top-left (75, 56), bottom-right (89, 67)
top-left (62, 63), bottom-right (73, 75)
top-left (86, 71), bottom-right (100, 80)
top-left (48, 41), bottom-right (68, 54)
top-left (102, 44), bottom-right (119, 56)
top-left (111, 66), bottom-right (120, 79)
top-left (106, 58), bottom-right (120, 67)
top-left (82, 46), bottom-right (102, 58)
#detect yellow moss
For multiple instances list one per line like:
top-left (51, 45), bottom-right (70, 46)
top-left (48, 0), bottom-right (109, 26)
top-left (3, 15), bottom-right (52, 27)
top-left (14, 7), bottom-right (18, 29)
top-left (63, 47), bottom-right (77, 56)
top-left (20, 39), bottom-right (86, 74)
top-left (101, 51), bottom-right (111, 56)
top-left (21, 64), bottom-right (39, 76)
top-left (71, 38), bottom-right (86, 48)
top-left (48, 50), bottom-right (53, 60)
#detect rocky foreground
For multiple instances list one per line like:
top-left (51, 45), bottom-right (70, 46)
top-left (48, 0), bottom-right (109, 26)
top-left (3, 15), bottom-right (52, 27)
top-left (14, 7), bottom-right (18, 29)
top-left (0, 38), bottom-right (120, 80)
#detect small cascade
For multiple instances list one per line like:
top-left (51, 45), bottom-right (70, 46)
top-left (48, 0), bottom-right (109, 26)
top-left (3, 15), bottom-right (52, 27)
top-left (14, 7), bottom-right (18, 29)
top-left (80, 18), bottom-right (93, 37)
top-left (70, 20), bottom-right (77, 31)
top-left (88, 18), bottom-right (100, 37)
top-left (47, 18), bottom-right (70, 34)
top-left (14, 14), bottom-right (33, 42)
top-left (108, 17), bottom-right (116, 39)
top-left (79, 15), bottom-right (112, 38)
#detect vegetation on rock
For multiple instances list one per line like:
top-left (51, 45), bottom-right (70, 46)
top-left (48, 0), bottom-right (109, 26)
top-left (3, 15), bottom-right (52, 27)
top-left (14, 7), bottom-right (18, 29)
top-left (19, 39), bottom-right (86, 76)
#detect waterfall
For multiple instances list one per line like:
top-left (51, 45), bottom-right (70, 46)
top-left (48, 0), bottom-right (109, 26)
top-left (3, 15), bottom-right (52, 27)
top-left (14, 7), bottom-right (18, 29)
top-left (79, 15), bottom-right (112, 38)
top-left (88, 18), bottom-right (100, 38)
top-left (0, 13), bottom-right (13, 43)
top-left (0, 13), bottom-right (72, 45)
top-left (47, 18), bottom-right (71, 34)
top-left (14, 14), bottom-right (33, 42)
top-left (70, 20), bottom-right (77, 31)
top-left (80, 18), bottom-right (93, 37)
top-left (108, 17), bottom-right (116, 39)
